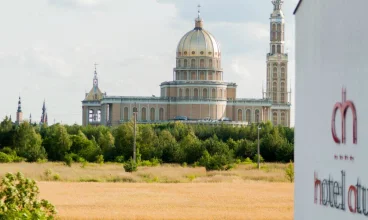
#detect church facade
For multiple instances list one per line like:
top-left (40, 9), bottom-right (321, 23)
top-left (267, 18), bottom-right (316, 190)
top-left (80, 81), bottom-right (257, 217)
top-left (82, 0), bottom-right (291, 127)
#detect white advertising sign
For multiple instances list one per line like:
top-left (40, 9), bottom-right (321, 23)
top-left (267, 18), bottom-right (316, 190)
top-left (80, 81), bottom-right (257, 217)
top-left (294, 0), bottom-right (368, 219)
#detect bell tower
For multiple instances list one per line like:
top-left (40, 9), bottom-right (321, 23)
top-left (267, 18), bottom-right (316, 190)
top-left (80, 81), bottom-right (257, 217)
top-left (265, 0), bottom-right (290, 126)
top-left (16, 96), bottom-right (23, 124)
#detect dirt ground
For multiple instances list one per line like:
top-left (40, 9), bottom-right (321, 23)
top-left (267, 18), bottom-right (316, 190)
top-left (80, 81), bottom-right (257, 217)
top-left (38, 181), bottom-right (294, 220)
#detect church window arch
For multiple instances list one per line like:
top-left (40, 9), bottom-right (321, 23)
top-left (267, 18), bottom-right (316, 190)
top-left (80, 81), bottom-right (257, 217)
top-left (191, 72), bottom-right (196, 80)
top-left (185, 88), bottom-right (189, 97)
top-left (194, 88), bottom-right (199, 98)
top-left (203, 88), bottom-right (208, 98)
top-left (184, 59), bottom-right (187, 67)
top-left (281, 93), bottom-right (285, 103)
top-left (218, 89), bottom-right (222, 98)
top-left (179, 89), bottom-right (183, 97)
top-left (281, 82), bottom-right (285, 92)
top-left (183, 71), bottom-right (187, 80)
top-left (159, 108), bottom-right (164, 120)
top-left (281, 112), bottom-right (286, 126)
top-left (209, 59), bottom-right (213, 67)
top-left (124, 107), bottom-right (128, 121)
top-left (277, 23), bottom-right (281, 31)
top-left (272, 45), bottom-right (276, 54)
top-left (191, 59), bottom-right (195, 68)
top-left (200, 72), bottom-right (205, 80)
top-left (246, 109), bottom-right (251, 123)
top-left (277, 45), bottom-right (281, 53)
top-left (176, 59), bottom-right (180, 67)
top-left (273, 67), bottom-right (277, 78)
top-left (273, 112), bottom-right (278, 125)
top-left (273, 32), bottom-right (277, 40)
top-left (217, 60), bottom-right (219, 68)
top-left (150, 108), bottom-right (155, 121)
top-left (237, 109), bottom-right (243, 121)
top-left (97, 110), bottom-right (101, 122)
top-left (200, 59), bottom-right (204, 68)
top-left (212, 88), bottom-right (216, 98)
top-left (272, 23), bottom-right (276, 31)
top-left (89, 109), bottom-right (94, 122)
top-left (281, 67), bottom-right (285, 78)
top-left (255, 109), bottom-right (260, 123)
top-left (176, 72), bottom-right (179, 80)
top-left (141, 107), bottom-right (146, 121)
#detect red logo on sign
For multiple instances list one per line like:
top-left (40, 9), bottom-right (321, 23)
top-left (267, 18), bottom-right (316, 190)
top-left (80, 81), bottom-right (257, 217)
top-left (331, 88), bottom-right (357, 144)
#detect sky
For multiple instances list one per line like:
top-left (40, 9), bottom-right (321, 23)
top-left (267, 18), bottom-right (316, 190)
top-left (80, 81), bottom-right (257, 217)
top-left (0, 0), bottom-right (299, 126)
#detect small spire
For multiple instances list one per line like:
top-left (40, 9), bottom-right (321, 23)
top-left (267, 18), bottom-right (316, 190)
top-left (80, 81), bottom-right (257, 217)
top-left (194, 4), bottom-right (203, 30)
top-left (29, 113), bottom-right (32, 124)
top-left (272, 0), bottom-right (284, 11)
top-left (94, 62), bottom-right (98, 75)
top-left (17, 96), bottom-right (22, 113)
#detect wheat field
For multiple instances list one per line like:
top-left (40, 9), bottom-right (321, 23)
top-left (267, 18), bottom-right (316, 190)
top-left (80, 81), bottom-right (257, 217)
top-left (1, 162), bottom-right (294, 219)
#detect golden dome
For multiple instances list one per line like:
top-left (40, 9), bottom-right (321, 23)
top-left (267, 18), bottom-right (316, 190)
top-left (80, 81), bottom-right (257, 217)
top-left (176, 18), bottom-right (221, 58)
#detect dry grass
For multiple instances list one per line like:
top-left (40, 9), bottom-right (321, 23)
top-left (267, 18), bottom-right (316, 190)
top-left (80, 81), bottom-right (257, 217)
top-left (0, 162), bottom-right (293, 219)
top-left (0, 162), bottom-right (290, 183)
top-left (38, 181), bottom-right (293, 220)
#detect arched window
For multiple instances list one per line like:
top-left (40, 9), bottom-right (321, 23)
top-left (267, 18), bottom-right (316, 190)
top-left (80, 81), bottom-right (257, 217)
top-left (124, 107), bottom-right (128, 121)
top-left (272, 45), bottom-right (275, 54)
top-left (141, 107), bottom-right (146, 121)
top-left (97, 110), bottom-right (101, 122)
top-left (191, 72), bottom-right (196, 80)
top-left (255, 109), bottom-right (260, 123)
top-left (218, 89), bottom-right (222, 98)
top-left (273, 82), bottom-right (277, 102)
top-left (176, 59), bottom-right (180, 67)
top-left (212, 88), bottom-right (216, 98)
top-left (191, 59), bottom-right (195, 68)
top-left (246, 109), bottom-right (251, 123)
top-left (281, 82), bottom-right (285, 92)
top-left (272, 23), bottom-right (276, 31)
top-left (176, 72), bottom-right (179, 80)
top-left (150, 108), bottom-right (155, 121)
top-left (281, 112), bottom-right (286, 126)
top-left (216, 60), bottom-right (219, 68)
top-left (277, 23), bottom-right (281, 31)
top-left (89, 109), bottom-right (94, 122)
top-left (209, 59), bottom-right (213, 67)
top-left (183, 71), bottom-right (187, 80)
top-left (179, 89), bottom-right (183, 97)
top-left (185, 88), bottom-right (189, 97)
top-left (159, 108), bottom-right (164, 120)
top-left (273, 112), bottom-right (278, 125)
top-left (200, 72), bottom-right (205, 80)
top-left (194, 88), bottom-right (199, 98)
top-left (203, 88), bottom-right (208, 98)
top-left (277, 45), bottom-right (281, 53)
top-left (184, 59), bottom-right (187, 67)
top-left (273, 67), bottom-right (277, 78)
top-left (273, 32), bottom-right (277, 40)
top-left (281, 67), bottom-right (285, 78)
top-left (200, 59), bottom-right (204, 68)
top-left (237, 109), bottom-right (243, 121)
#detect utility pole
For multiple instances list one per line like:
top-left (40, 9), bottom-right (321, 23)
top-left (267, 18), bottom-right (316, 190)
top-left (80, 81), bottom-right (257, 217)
top-left (257, 125), bottom-right (261, 170)
top-left (133, 111), bottom-right (137, 163)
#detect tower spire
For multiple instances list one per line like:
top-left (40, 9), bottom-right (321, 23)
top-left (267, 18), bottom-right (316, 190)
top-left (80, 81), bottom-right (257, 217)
top-left (40, 99), bottom-right (48, 126)
top-left (271, 0), bottom-right (284, 11)
top-left (194, 4), bottom-right (203, 30)
top-left (16, 96), bottom-right (23, 124)
top-left (197, 4), bottom-right (201, 19)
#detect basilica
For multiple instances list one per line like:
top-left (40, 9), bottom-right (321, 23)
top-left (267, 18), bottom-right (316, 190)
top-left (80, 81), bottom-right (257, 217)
top-left (82, 0), bottom-right (291, 127)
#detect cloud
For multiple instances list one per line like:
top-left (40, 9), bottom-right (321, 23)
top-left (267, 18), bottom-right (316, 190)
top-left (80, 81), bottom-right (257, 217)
top-left (47, 0), bottom-right (105, 8)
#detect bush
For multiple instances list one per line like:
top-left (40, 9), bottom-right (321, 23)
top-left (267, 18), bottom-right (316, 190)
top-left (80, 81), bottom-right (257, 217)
top-left (53, 174), bottom-right (61, 181)
top-left (64, 154), bottom-right (73, 167)
top-left (0, 172), bottom-right (57, 218)
top-left (243, 157), bottom-right (253, 164)
top-left (123, 158), bottom-right (137, 172)
top-left (0, 152), bottom-right (12, 163)
top-left (115, 155), bottom-right (125, 163)
top-left (96, 154), bottom-right (104, 164)
top-left (285, 161), bottom-right (294, 182)
top-left (182, 162), bottom-right (187, 167)
top-left (252, 154), bottom-right (265, 164)
top-left (198, 150), bottom-right (233, 171)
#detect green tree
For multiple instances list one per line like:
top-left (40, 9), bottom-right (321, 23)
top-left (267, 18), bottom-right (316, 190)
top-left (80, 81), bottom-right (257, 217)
top-left (0, 172), bottom-right (57, 219)
top-left (42, 125), bottom-right (72, 161)
top-left (158, 130), bottom-right (178, 163)
top-left (13, 122), bottom-right (46, 162)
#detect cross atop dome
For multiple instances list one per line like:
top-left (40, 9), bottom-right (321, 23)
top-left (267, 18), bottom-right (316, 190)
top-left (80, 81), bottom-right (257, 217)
top-left (194, 4), bottom-right (203, 30)
top-left (197, 4), bottom-right (201, 19)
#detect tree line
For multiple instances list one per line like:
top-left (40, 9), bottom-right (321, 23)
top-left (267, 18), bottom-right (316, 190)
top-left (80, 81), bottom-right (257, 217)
top-left (0, 116), bottom-right (294, 170)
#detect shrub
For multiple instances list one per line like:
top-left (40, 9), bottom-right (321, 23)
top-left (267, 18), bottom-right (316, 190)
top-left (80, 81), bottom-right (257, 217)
top-left (182, 162), bottom-right (187, 167)
top-left (123, 158), bottom-right (137, 172)
top-left (96, 154), bottom-right (104, 164)
top-left (64, 154), bottom-right (73, 167)
top-left (115, 155), bottom-right (125, 163)
top-left (0, 172), bottom-right (57, 218)
top-left (36, 158), bottom-right (48, 163)
top-left (140, 160), bottom-right (152, 167)
top-left (252, 154), bottom-right (265, 164)
top-left (150, 157), bottom-right (160, 166)
top-left (243, 157), bottom-right (253, 164)
top-left (285, 160), bottom-right (294, 183)
top-left (53, 173), bottom-right (60, 181)
top-left (0, 152), bottom-right (12, 163)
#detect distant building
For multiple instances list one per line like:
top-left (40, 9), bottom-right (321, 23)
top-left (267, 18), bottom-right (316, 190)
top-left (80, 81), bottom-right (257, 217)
top-left (16, 96), bottom-right (23, 124)
top-left (40, 100), bottom-right (48, 126)
top-left (82, 1), bottom-right (291, 127)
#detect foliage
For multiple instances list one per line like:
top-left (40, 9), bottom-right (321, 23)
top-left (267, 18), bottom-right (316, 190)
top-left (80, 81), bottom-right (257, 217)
top-left (285, 161), bottom-right (294, 183)
top-left (0, 117), bottom-right (294, 171)
top-left (123, 158), bottom-right (138, 172)
top-left (252, 154), bottom-right (265, 163)
top-left (0, 172), bottom-right (57, 219)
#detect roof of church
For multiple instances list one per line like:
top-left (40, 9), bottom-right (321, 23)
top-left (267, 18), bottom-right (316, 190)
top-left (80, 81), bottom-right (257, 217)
top-left (84, 86), bottom-right (104, 101)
